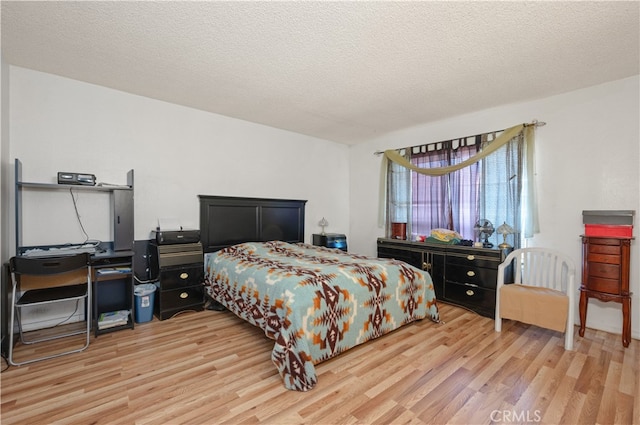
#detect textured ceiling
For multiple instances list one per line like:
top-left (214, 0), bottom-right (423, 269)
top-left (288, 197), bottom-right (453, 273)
top-left (2, 1), bottom-right (639, 145)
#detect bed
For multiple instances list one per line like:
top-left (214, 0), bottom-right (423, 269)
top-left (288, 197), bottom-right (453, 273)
top-left (200, 195), bottom-right (440, 391)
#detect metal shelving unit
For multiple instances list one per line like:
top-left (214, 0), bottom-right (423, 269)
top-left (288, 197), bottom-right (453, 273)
top-left (13, 158), bottom-right (137, 335)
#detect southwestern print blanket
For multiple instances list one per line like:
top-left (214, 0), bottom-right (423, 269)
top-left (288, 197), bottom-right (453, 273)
top-left (204, 241), bottom-right (440, 391)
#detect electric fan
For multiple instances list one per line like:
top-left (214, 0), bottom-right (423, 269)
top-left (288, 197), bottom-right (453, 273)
top-left (474, 219), bottom-right (495, 248)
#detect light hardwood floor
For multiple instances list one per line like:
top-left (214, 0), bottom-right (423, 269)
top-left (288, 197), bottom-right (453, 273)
top-left (1, 302), bottom-right (638, 425)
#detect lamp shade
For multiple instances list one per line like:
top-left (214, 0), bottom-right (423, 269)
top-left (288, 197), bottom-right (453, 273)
top-left (497, 222), bottom-right (514, 236)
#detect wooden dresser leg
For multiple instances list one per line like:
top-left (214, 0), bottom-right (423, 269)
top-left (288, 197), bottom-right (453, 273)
top-left (579, 290), bottom-right (587, 338)
top-left (622, 296), bottom-right (631, 348)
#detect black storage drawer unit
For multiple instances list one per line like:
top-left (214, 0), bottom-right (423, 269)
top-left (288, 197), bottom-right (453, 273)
top-left (377, 238), bottom-right (509, 318)
top-left (151, 242), bottom-right (204, 320)
top-left (157, 264), bottom-right (204, 291)
top-left (156, 285), bottom-right (205, 320)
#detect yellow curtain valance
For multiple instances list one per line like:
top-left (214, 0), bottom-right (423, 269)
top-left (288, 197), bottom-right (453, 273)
top-left (384, 124), bottom-right (527, 176)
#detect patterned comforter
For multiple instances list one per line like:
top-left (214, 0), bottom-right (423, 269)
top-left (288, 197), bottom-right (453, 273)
top-left (204, 241), bottom-right (440, 391)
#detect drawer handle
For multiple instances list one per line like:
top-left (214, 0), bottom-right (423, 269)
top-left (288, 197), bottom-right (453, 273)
top-left (467, 255), bottom-right (475, 261)
top-left (180, 272), bottom-right (189, 280)
top-left (422, 262), bottom-right (431, 271)
top-left (467, 270), bottom-right (475, 277)
top-left (466, 289), bottom-right (474, 296)
top-left (180, 292), bottom-right (189, 299)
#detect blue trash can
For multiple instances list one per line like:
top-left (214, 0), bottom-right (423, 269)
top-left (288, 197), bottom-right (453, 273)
top-left (134, 283), bottom-right (157, 323)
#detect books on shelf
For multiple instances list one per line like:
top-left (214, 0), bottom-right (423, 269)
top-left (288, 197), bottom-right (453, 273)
top-left (96, 267), bottom-right (132, 275)
top-left (98, 310), bottom-right (130, 329)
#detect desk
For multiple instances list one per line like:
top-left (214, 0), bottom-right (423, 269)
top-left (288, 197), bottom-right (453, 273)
top-left (19, 244), bottom-right (135, 336)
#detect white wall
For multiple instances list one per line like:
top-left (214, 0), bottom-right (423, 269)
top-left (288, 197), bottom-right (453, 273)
top-left (1, 52), bottom-right (12, 351)
top-left (4, 66), bottom-right (350, 329)
top-left (1, 54), bottom-right (10, 263)
top-left (349, 75), bottom-right (640, 340)
top-left (7, 66), bottom-right (350, 249)
top-left (5, 65), bottom-right (639, 340)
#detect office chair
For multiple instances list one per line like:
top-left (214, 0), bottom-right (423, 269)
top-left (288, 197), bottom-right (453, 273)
top-left (495, 247), bottom-right (576, 350)
top-left (9, 253), bottom-right (92, 365)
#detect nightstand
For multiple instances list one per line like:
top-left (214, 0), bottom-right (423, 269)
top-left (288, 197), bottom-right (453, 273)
top-left (150, 242), bottom-right (204, 320)
top-left (312, 233), bottom-right (347, 251)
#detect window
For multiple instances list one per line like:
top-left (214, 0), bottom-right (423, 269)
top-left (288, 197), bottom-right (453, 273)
top-left (385, 126), bottom-right (530, 248)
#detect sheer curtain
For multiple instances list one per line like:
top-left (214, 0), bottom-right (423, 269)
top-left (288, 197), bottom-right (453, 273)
top-left (411, 145), bottom-right (449, 237)
top-left (386, 150), bottom-right (411, 235)
top-left (385, 124), bottom-right (534, 248)
top-left (411, 138), bottom-right (481, 238)
top-left (481, 132), bottom-right (525, 244)
top-left (446, 137), bottom-right (481, 239)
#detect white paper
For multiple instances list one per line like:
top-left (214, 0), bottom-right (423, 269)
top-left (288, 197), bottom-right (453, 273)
top-left (157, 218), bottom-right (183, 231)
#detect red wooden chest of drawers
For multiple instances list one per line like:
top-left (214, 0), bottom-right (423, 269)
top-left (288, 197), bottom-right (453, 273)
top-left (579, 236), bottom-right (632, 347)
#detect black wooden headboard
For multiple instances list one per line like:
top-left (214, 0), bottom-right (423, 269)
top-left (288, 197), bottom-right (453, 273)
top-left (198, 195), bottom-right (307, 253)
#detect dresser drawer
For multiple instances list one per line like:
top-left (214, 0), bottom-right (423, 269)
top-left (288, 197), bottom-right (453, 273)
top-left (587, 252), bottom-right (621, 265)
top-left (158, 263), bottom-right (204, 290)
top-left (586, 276), bottom-right (621, 295)
top-left (588, 243), bottom-right (621, 256)
top-left (446, 253), bottom-right (501, 269)
top-left (587, 262), bottom-right (620, 280)
top-left (445, 264), bottom-right (498, 289)
top-left (157, 285), bottom-right (204, 311)
top-left (586, 237), bottom-right (624, 247)
top-left (444, 282), bottom-right (495, 313)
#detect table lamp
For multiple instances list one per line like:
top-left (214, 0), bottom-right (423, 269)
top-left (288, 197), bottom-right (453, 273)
top-left (318, 217), bottom-right (328, 235)
top-left (497, 222), bottom-right (514, 249)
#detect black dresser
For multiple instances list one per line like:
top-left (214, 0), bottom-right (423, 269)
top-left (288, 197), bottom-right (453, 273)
top-left (377, 238), bottom-right (510, 318)
top-left (150, 242), bottom-right (204, 320)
